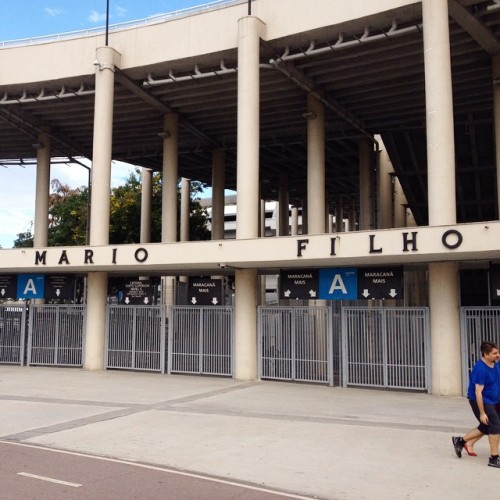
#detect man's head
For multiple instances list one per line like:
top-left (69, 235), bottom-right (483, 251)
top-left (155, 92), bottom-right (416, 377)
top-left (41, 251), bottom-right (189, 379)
top-left (481, 341), bottom-right (500, 362)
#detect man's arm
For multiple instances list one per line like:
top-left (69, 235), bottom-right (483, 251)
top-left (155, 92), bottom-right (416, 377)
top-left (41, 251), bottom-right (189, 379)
top-left (475, 384), bottom-right (489, 424)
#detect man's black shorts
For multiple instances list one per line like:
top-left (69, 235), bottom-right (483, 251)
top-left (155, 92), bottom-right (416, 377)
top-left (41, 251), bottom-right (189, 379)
top-left (469, 398), bottom-right (500, 435)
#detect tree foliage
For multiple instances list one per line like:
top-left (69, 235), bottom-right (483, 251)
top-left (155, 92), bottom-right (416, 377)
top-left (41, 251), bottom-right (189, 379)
top-left (13, 170), bottom-right (210, 247)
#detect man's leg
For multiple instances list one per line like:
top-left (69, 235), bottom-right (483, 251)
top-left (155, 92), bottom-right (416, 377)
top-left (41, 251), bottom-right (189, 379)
top-left (488, 433), bottom-right (500, 456)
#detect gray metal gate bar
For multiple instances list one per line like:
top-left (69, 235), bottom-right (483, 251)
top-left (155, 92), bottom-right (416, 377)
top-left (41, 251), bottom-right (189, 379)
top-left (342, 307), bottom-right (429, 391)
top-left (258, 306), bottom-right (333, 385)
top-left (28, 305), bottom-right (84, 366)
top-left (460, 307), bottom-right (500, 396)
top-left (169, 306), bottom-right (233, 376)
top-left (0, 305), bottom-right (26, 365)
top-left (106, 305), bottom-right (165, 372)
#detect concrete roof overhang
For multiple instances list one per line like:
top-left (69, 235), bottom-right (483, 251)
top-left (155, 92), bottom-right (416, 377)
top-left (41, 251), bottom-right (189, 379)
top-left (1, 0), bottom-right (499, 228)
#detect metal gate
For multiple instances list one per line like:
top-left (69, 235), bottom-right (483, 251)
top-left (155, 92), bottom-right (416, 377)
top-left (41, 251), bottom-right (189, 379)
top-left (0, 305), bottom-right (26, 365)
top-left (258, 306), bottom-right (333, 385)
top-left (342, 307), bottom-right (430, 390)
top-left (168, 306), bottom-right (233, 376)
top-left (28, 305), bottom-right (84, 366)
top-left (106, 305), bottom-right (166, 372)
top-left (460, 307), bottom-right (500, 395)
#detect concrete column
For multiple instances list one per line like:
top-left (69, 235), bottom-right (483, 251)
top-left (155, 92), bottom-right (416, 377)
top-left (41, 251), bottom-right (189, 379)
top-left (348, 199), bottom-right (356, 231)
top-left (423, 0), bottom-right (456, 226)
top-left (359, 138), bottom-right (373, 230)
top-left (140, 168), bottom-right (152, 244)
top-left (162, 113), bottom-right (179, 243)
top-left (211, 149), bottom-right (225, 240)
top-left (234, 268), bottom-right (258, 380)
top-left (236, 16), bottom-right (264, 240)
top-left (423, 0), bottom-right (460, 395)
top-left (278, 175), bottom-right (289, 236)
top-left (89, 46), bottom-right (120, 246)
top-left (291, 207), bottom-right (299, 235)
top-left (429, 262), bottom-right (461, 395)
top-left (180, 177), bottom-right (190, 242)
top-left (394, 177), bottom-right (407, 228)
top-left (85, 46), bottom-right (120, 371)
top-left (84, 272), bottom-right (108, 370)
top-left (493, 56), bottom-right (500, 218)
top-left (377, 140), bottom-right (394, 229)
top-left (259, 199), bottom-right (266, 237)
top-left (307, 94), bottom-right (326, 234)
top-left (335, 199), bottom-right (344, 232)
top-left (33, 131), bottom-right (51, 248)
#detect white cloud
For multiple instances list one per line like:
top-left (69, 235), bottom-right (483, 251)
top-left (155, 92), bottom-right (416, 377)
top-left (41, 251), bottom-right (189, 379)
top-left (115, 6), bottom-right (127, 18)
top-left (88, 10), bottom-right (106, 23)
top-left (44, 7), bottom-right (63, 17)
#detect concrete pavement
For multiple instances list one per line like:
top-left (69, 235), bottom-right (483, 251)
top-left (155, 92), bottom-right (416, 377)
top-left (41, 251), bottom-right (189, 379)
top-left (0, 365), bottom-right (495, 499)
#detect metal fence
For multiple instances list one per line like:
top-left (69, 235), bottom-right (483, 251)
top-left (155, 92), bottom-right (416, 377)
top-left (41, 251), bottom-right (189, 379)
top-left (342, 307), bottom-right (429, 390)
top-left (258, 306), bottom-right (333, 385)
top-left (168, 306), bottom-right (233, 376)
top-left (0, 305), bottom-right (26, 364)
top-left (28, 305), bottom-right (84, 366)
top-left (460, 307), bottom-right (500, 395)
top-left (106, 305), bottom-right (166, 372)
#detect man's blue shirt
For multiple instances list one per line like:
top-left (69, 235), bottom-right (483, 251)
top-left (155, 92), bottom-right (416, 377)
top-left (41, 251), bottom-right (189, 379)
top-left (467, 359), bottom-right (500, 404)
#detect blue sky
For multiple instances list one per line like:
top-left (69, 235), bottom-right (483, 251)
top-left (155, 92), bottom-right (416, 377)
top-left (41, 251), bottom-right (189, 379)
top-left (0, 1), bottom-right (210, 41)
top-left (0, 1), bottom-right (219, 248)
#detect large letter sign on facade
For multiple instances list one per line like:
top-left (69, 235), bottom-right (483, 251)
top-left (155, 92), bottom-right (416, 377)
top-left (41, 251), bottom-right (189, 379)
top-left (17, 274), bottom-right (45, 299)
top-left (318, 268), bottom-right (357, 300)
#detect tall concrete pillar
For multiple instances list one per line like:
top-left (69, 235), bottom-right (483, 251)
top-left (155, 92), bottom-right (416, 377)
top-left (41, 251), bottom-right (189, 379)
top-left (234, 268), bottom-right (257, 380)
top-left (259, 199), bottom-right (266, 237)
top-left (236, 16), bottom-right (264, 240)
top-left (291, 207), bottom-right (299, 235)
top-left (423, 0), bottom-right (460, 396)
top-left (359, 138), bottom-right (373, 230)
top-left (85, 46), bottom-right (120, 371)
top-left (211, 149), bottom-right (225, 240)
top-left (140, 168), bottom-right (152, 244)
top-left (33, 130), bottom-right (51, 248)
top-left (493, 56), bottom-right (500, 218)
top-left (307, 94), bottom-right (326, 234)
top-left (347, 199), bottom-right (356, 232)
top-left (393, 177), bottom-right (407, 228)
top-left (377, 140), bottom-right (394, 229)
top-left (180, 177), bottom-right (190, 242)
top-left (234, 15), bottom-right (264, 381)
top-left (161, 113), bottom-right (179, 306)
top-left (335, 199), bottom-right (344, 233)
top-left (278, 175), bottom-right (289, 236)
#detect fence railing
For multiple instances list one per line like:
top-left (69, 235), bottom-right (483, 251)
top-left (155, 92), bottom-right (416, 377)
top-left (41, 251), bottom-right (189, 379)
top-left (0, 305), bottom-right (26, 365)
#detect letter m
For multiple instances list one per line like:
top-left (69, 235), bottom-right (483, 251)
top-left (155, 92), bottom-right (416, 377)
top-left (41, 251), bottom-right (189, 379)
top-left (35, 251), bottom-right (47, 265)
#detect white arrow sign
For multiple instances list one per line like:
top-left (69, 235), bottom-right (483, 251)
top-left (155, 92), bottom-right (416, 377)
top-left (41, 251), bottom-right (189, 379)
top-left (362, 289), bottom-right (370, 298)
top-left (143, 297), bottom-right (149, 304)
top-left (55, 288), bottom-right (61, 296)
top-left (284, 289), bottom-right (291, 297)
top-left (124, 297), bottom-right (130, 304)
top-left (497, 289), bottom-right (500, 297)
top-left (309, 289), bottom-right (316, 298)
top-left (212, 297), bottom-right (218, 305)
top-left (389, 289), bottom-right (398, 298)
top-left (0, 289), bottom-right (5, 296)
top-left (191, 297), bottom-right (197, 304)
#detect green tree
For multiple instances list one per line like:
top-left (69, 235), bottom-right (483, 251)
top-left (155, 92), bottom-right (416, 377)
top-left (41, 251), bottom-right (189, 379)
top-left (13, 171), bottom-right (210, 247)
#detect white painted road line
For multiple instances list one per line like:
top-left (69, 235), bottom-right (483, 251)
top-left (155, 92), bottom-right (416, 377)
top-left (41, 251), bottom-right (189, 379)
top-left (17, 472), bottom-right (82, 488)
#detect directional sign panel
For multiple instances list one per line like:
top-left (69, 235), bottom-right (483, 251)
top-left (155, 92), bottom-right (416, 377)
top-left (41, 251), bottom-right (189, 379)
top-left (318, 268), bottom-right (358, 300)
top-left (45, 275), bottom-right (75, 302)
top-left (17, 274), bottom-right (45, 300)
top-left (0, 275), bottom-right (17, 300)
top-left (280, 270), bottom-right (318, 300)
top-left (490, 264), bottom-right (500, 304)
top-left (188, 278), bottom-right (223, 306)
top-left (123, 279), bottom-right (155, 305)
top-left (357, 267), bottom-right (404, 300)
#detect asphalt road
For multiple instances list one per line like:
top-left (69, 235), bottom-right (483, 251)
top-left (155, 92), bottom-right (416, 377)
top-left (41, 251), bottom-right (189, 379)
top-left (0, 442), bottom-right (312, 500)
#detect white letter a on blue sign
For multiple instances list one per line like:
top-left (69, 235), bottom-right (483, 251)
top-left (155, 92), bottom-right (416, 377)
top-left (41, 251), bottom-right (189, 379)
top-left (329, 274), bottom-right (347, 294)
top-left (23, 279), bottom-right (37, 295)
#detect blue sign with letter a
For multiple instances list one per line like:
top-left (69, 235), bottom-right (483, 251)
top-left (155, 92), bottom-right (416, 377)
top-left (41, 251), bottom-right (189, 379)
top-left (319, 268), bottom-right (358, 300)
top-left (17, 274), bottom-right (45, 299)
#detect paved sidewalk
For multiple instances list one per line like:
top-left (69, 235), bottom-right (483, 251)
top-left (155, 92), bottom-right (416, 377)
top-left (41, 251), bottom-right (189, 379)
top-left (0, 366), bottom-right (495, 499)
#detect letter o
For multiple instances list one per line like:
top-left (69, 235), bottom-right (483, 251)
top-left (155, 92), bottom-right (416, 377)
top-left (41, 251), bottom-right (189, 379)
top-left (442, 230), bottom-right (463, 250)
top-left (134, 248), bottom-right (148, 262)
